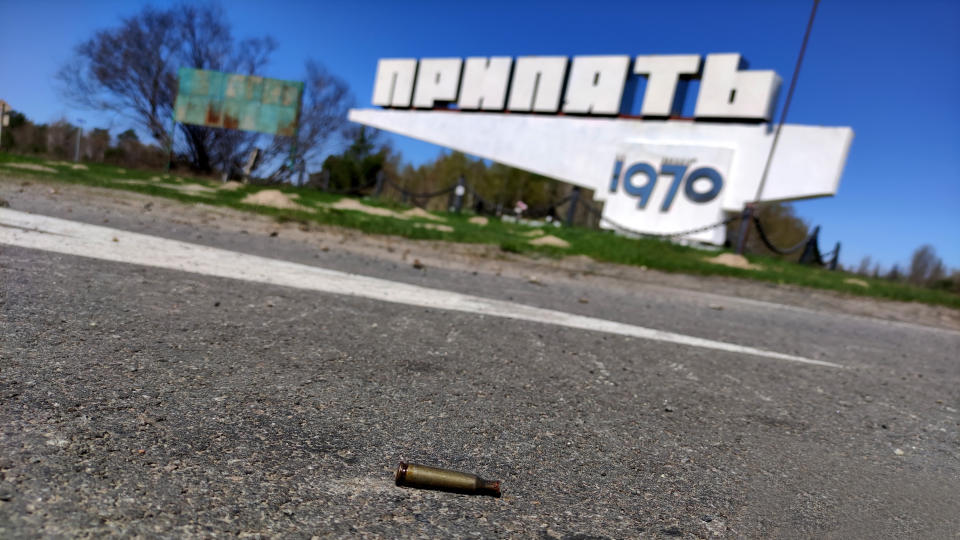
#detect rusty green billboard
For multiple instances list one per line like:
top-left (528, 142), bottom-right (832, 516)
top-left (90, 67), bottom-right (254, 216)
top-left (174, 68), bottom-right (303, 137)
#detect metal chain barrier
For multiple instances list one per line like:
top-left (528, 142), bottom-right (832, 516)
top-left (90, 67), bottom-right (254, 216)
top-left (753, 216), bottom-right (839, 269)
top-left (463, 185), bottom-right (575, 218)
top-left (751, 216), bottom-right (810, 255)
top-left (464, 185), bottom-right (495, 213)
top-left (319, 180), bottom-right (378, 195)
top-left (318, 174), bottom-right (840, 269)
top-left (382, 177), bottom-right (457, 199)
top-left (578, 201), bottom-right (742, 239)
top-left (307, 169), bottom-right (379, 195)
top-left (521, 193), bottom-right (574, 218)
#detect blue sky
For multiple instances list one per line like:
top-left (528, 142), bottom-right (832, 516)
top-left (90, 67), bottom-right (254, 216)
top-left (1, 0), bottom-right (958, 271)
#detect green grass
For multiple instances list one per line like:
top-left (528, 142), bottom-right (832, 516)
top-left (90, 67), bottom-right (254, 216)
top-left (2, 152), bottom-right (958, 310)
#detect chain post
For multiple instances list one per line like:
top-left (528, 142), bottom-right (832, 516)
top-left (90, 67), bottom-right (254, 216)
top-left (735, 204), bottom-right (754, 254)
top-left (828, 242), bottom-right (840, 271)
top-left (798, 225), bottom-right (821, 265)
top-left (374, 170), bottom-right (385, 198)
top-left (0, 101), bottom-right (7, 150)
top-left (452, 176), bottom-right (466, 213)
top-left (565, 186), bottom-right (581, 226)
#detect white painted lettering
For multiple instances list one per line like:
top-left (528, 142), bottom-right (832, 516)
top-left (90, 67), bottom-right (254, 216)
top-left (507, 56), bottom-right (568, 113)
top-left (458, 57), bottom-right (513, 110)
top-left (372, 53), bottom-right (784, 121)
top-left (372, 59), bottom-right (417, 107)
top-left (562, 55), bottom-right (630, 115)
top-left (413, 58), bottom-right (462, 108)
top-left (694, 53), bottom-right (781, 121)
top-left (633, 55), bottom-right (701, 116)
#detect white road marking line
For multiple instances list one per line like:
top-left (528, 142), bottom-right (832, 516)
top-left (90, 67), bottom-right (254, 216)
top-left (0, 208), bottom-right (842, 368)
top-left (643, 282), bottom-right (960, 337)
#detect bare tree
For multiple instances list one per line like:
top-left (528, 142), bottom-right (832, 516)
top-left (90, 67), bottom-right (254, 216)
top-left (887, 264), bottom-right (903, 282)
top-left (58, 7), bottom-right (177, 145)
top-left (261, 59), bottom-right (353, 182)
top-left (45, 119), bottom-right (77, 159)
top-left (86, 128), bottom-right (111, 161)
top-left (908, 244), bottom-right (943, 285)
top-left (856, 256), bottom-right (872, 276)
top-left (58, 3), bottom-right (277, 173)
top-left (4, 112), bottom-right (47, 154)
top-left (928, 259), bottom-right (946, 283)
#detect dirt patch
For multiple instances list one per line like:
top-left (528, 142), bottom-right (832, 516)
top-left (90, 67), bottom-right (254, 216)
top-left (529, 235), bottom-right (570, 248)
top-left (522, 229), bottom-right (545, 237)
top-left (415, 223), bottom-right (454, 233)
top-left (219, 181), bottom-right (244, 191)
top-left (402, 207), bottom-right (444, 221)
top-left (242, 189), bottom-right (305, 211)
top-left (330, 198), bottom-right (404, 219)
top-left (115, 179), bottom-right (157, 186)
top-left (4, 163), bottom-right (57, 173)
top-left (173, 183), bottom-right (216, 194)
top-left (468, 216), bottom-right (489, 226)
top-left (116, 179), bottom-right (216, 195)
top-left (564, 255), bottom-right (595, 266)
top-left (844, 278), bottom-right (870, 288)
top-left (46, 161), bottom-right (89, 170)
top-left (706, 253), bottom-right (762, 271)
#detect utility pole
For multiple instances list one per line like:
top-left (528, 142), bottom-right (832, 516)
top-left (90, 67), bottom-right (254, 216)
top-left (165, 113), bottom-right (176, 172)
top-left (737, 0), bottom-right (820, 255)
top-left (0, 101), bottom-right (9, 151)
top-left (74, 119), bottom-right (85, 162)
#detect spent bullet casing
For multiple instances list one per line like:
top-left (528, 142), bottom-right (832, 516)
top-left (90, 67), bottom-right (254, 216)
top-left (395, 462), bottom-right (501, 497)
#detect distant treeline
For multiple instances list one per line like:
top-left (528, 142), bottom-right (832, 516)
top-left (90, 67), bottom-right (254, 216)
top-left (852, 246), bottom-right (957, 292)
top-left (308, 127), bottom-right (595, 225)
top-left (0, 112), bottom-right (167, 169)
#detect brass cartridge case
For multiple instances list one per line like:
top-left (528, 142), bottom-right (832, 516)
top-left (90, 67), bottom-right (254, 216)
top-left (395, 462), bottom-right (501, 497)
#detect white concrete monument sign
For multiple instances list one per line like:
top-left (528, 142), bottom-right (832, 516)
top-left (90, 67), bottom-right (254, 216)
top-left (349, 54), bottom-right (853, 243)
top-left (607, 144), bottom-right (733, 244)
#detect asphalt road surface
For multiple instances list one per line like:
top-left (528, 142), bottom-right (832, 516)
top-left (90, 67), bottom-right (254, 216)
top-left (1, 184), bottom-right (958, 538)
